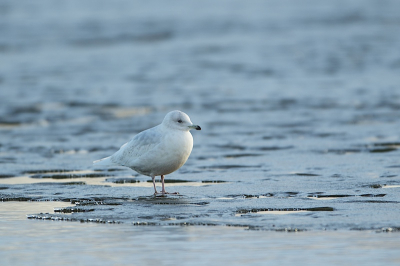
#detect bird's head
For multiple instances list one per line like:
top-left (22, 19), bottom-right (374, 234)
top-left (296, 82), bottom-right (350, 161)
top-left (163, 110), bottom-right (201, 131)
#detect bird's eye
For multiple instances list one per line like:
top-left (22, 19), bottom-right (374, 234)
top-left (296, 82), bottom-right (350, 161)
top-left (178, 119), bottom-right (182, 123)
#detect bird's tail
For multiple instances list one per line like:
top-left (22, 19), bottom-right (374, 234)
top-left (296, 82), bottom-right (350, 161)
top-left (93, 156), bottom-right (115, 167)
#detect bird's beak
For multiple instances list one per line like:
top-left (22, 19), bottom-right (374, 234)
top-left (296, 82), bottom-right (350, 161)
top-left (189, 125), bottom-right (201, 130)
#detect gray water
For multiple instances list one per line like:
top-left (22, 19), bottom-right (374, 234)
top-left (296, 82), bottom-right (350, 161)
top-left (1, 0), bottom-right (400, 265)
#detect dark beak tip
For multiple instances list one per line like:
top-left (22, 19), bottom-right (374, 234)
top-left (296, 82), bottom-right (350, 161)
top-left (196, 126), bottom-right (201, 130)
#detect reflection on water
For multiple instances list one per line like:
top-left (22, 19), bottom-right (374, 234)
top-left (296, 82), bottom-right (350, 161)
top-left (0, 201), bottom-right (73, 220)
top-left (1, 203), bottom-right (400, 266)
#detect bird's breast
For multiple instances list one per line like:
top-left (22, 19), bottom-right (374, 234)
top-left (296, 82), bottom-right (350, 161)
top-left (154, 131), bottom-right (193, 175)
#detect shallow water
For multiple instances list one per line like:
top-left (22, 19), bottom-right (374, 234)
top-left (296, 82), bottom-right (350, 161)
top-left (1, 202), bottom-right (400, 266)
top-left (1, 0), bottom-right (400, 265)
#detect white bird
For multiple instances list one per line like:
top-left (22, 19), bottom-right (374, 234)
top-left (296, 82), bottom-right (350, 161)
top-left (93, 110), bottom-right (201, 195)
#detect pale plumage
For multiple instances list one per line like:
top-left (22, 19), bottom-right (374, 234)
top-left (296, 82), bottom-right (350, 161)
top-left (93, 110), bottom-right (201, 194)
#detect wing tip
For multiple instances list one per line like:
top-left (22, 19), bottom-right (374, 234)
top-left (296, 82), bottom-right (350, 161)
top-left (93, 156), bottom-right (112, 166)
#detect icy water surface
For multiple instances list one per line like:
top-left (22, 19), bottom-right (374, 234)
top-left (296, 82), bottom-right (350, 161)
top-left (2, 202), bottom-right (400, 266)
top-left (1, 0), bottom-right (400, 265)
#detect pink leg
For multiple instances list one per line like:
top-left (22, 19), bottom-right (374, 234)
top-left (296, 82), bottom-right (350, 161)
top-left (161, 175), bottom-right (179, 195)
top-left (152, 176), bottom-right (158, 195)
top-left (161, 175), bottom-right (166, 194)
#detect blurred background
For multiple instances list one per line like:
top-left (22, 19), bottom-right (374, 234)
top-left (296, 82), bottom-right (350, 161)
top-left (1, 0), bottom-right (399, 173)
top-left (1, 0), bottom-right (400, 265)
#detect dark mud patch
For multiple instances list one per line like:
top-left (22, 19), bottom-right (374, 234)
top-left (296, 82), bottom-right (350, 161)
top-left (71, 31), bottom-right (173, 47)
top-left (105, 168), bottom-right (127, 172)
top-left (223, 153), bottom-right (263, 158)
top-left (23, 169), bottom-right (80, 174)
top-left (369, 147), bottom-right (398, 153)
top-left (106, 177), bottom-right (140, 184)
top-left (0, 174), bottom-right (15, 178)
top-left (308, 194), bottom-right (386, 199)
top-left (262, 135), bottom-right (287, 140)
top-left (75, 200), bottom-right (125, 206)
top-left (372, 142), bottom-right (400, 148)
top-left (226, 193), bottom-right (274, 199)
top-left (252, 146), bottom-right (294, 151)
top-left (61, 181), bottom-right (86, 185)
top-left (317, 149), bottom-right (363, 155)
top-left (368, 184), bottom-right (383, 189)
top-left (284, 192), bottom-right (300, 197)
top-left (380, 174), bottom-right (397, 178)
top-left (236, 207), bottom-right (334, 214)
top-left (359, 194), bottom-right (386, 197)
top-left (0, 194), bottom-right (128, 204)
top-left (347, 200), bottom-right (398, 204)
top-left (312, 132), bottom-right (346, 138)
top-left (0, 121), bottom-right (22, 127)
top-left (26, 213), bottom-right (123, 224)
top-left (133, 221), bottom-right (220, 227)
top-left (308, 194), bottom-right (350, 199)
top-left (294, 173), bottom-right (321, 176)
top-left (148, 179), bottom-right (191, 183)
top-left (36, 181), bottom-right (87, 186)
top-left (54, 207), bottom-right (96, 213)
top-left (386, 165), bottom-right (400, 168)
top-left (1, 196), bottom-right (44, 202)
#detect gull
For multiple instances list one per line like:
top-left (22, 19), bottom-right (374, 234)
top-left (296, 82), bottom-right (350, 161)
top-left (93, 110), bottom-right (201, 195)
